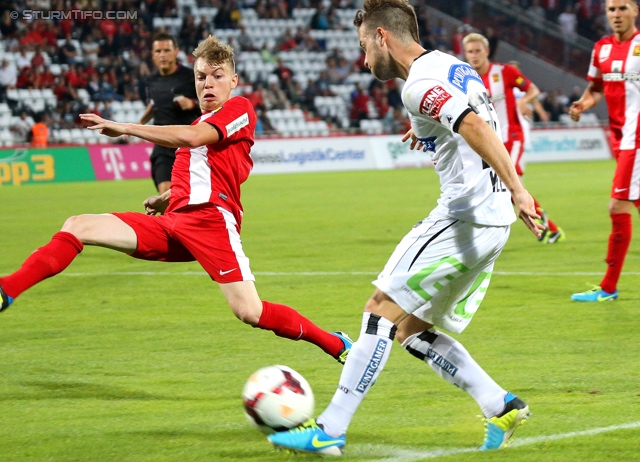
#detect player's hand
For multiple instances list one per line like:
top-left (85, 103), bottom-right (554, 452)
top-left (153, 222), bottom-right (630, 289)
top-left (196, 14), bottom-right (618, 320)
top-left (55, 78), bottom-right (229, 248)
top-left (175, 96), bottom-right (196, 110)
top-left (143, 195), bottom-right (168, 215)
top-left (80, 113), bottom-right (126, 137)
top-left (513, 189), bottom-right (544, 238)
top-left (518, 101), bottom-right (533, 118)
top-left (568, 101), bottom-right (583, 122)
top-left (402, 129), bottom-right (423, 151)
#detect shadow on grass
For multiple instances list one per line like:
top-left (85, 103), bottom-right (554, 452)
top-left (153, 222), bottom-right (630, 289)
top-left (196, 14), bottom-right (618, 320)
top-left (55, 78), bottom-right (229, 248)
top-left (5, 380), bottom-right (184, 401)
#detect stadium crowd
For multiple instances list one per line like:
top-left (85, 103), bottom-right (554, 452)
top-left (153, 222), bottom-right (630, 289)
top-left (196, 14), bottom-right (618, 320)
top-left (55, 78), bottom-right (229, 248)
top-left (0, 0), bottom-right (602, 146)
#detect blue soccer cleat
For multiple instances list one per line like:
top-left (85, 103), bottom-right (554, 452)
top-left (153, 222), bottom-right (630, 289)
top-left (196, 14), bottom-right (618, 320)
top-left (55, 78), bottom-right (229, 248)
top-left (332, 331), bottom-right (353, 365)
top-left (0, 285), bottom-right (13, 312)
top-left (480, 393), bottom-right (530, 450)
top-left (571, 285), bottom-right (618, 302)
top-left (268, 419), bottom-right (345, 456)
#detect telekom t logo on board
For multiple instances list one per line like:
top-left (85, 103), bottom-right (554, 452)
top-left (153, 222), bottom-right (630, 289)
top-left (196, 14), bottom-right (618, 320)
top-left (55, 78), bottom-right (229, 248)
top-left (101, 147), bottom-right (126, 180)
top-left (98, 146), bottom-right (152, 180)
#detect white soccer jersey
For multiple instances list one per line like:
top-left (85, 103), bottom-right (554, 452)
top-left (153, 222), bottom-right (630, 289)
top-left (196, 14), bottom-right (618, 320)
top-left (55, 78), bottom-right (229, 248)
top-left (402, 51), bottom-right (516, 226)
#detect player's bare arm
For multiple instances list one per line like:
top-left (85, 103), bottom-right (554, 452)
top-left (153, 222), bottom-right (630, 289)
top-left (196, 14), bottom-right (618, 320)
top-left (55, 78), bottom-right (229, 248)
top-left (458, 111), bottom-right (544, 237)
top-left (517, 82), bottom-right (540, 117)
top-left (144, 189), bottom-right (171, 215)
top-left (137, 103), bottom-right (154, 125)
top-left (80, 113), bottom-right (221, 148)
top-left (569, 81), bottom-right (604, 121)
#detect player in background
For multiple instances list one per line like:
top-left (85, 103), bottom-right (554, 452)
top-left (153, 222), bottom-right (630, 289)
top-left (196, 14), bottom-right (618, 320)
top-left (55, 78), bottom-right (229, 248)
top-left (569, 0), bottom-right (640, 302)
top-left (464, 33), bottom-right (565, 244)
top-left (138, 33), bottom-right (202, 194)
top-left (508, 60), bottom-right (550, 149)
top-left (0, 36), bottom-right (352, 366)
top-left (268, 0), bottom-right (543, 455)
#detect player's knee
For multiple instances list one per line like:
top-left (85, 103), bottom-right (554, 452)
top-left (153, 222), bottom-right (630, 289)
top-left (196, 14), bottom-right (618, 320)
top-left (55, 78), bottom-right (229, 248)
top-left (231, 303), bottom-right (261, 326)
top-left (60, 215), bottom-right (89, 240)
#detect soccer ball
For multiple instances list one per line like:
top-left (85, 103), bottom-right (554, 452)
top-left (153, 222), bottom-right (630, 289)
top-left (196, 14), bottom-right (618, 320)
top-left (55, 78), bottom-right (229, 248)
top-left (242, 365), bottom-right (314, 434)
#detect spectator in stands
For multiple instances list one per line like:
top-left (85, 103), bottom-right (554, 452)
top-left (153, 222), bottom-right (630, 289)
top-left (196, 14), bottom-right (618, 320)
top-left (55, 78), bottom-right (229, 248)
top-left (311, 5), bottom-right (330, 30)
top-left (557, 4), bottom-right (578, 37)
top-left (10, 110), bottom-right (35, 142)
top-left (214, 1), bottom-right (242, 29)
top-left (15, 47), bottom-right (31, 70)
top-left (389, 107), bottom-right (410, 135)
top-left (276, 29), bottom-right (299, 52)
top-left (264, 81), bottom-right (290, 110)
top-left (29, 112), bottom-right (50, 148)
top-left (246, 83), bottom-right (266, 111)
top-left (30, 46), bottom-right (46, 71)
top-left (0, 59), bottom-right (17, 101)
top-left (349, 83), bottom-right (370, 126)
top-left (385, 79), bottom-right (403, 109)
top-left (527, 0), bottom-right (547, 24)
top-left (326, 56), bottom-right (345, 84)
top-left (255, 106), bottom-right (277, 136)
top-left (82, 33), bottom-right (100, 64)
top-left (137, 32), bottom-right (201, 194)
top-left (0, 10), bottom-right (17, 39)
top-left (59, 35), bottom-right (79, 65)
top-left (236, 25), bottom-right (258, 52)
top-left (272, 58), bottom-right (294, 90)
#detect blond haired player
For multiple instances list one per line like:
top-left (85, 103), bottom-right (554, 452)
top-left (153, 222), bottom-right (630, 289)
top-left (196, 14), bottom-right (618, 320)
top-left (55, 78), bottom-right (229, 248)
top-left (0, 36), bottom-right (352, 364)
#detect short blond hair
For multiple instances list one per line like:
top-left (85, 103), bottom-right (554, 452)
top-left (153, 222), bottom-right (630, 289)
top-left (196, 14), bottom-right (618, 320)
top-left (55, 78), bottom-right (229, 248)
top-left (193, 35), bottom-right (235, 71)
top-left (463, 33), bottom-right (489, 50)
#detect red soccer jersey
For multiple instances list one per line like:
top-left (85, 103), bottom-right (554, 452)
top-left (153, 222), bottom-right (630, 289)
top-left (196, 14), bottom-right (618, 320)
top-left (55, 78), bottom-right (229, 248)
top-left (587, 31), bottom-right (640, 151)
top-left (480, 63), bottom-right (531, 142)
top-left (166, 96), bottom-right (256, 226)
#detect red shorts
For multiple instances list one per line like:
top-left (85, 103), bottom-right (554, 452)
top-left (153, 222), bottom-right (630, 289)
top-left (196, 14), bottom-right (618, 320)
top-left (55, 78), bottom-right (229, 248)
top-left (113, 204), bottom-right (254, 283)
top-left (612, 148), bottom-right (640, 202)
top-left (505, 133), bottom-right (525, 176)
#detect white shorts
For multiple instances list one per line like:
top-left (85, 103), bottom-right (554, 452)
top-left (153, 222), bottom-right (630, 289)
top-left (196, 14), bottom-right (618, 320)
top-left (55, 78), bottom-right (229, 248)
top-left (373, 217), bottom-right (510, 334)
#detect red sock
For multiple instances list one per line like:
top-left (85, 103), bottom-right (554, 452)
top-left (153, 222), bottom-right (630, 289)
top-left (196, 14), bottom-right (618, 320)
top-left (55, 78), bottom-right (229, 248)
top-left (0, 232), bottom-right (83, 299)
top-left (532, 196), bottom-right (559, 232)
top-left (600, 213), bottom-right (632, 294)
top-left (256, 301), bottom-right (344, 359)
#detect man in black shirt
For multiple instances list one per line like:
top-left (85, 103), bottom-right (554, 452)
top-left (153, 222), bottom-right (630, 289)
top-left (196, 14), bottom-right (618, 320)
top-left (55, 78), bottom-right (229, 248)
top-left (138, 33), bottom-right (201, 193)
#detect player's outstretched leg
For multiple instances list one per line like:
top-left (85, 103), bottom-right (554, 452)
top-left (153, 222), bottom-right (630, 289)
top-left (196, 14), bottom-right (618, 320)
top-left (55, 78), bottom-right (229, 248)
top-left (480, 393), bottom-right (530, 450)
top-left (0, 285), bottom-right (14, 311)
top-left (254, 301), bottom-right (352, 363)
top-left (0, 231), bottom-right (84, 311)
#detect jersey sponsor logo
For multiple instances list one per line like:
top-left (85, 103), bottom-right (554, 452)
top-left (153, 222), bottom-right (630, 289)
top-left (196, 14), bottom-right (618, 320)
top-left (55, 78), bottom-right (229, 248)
top-left (599, 44), bottom-right (612, 62)
top-left (419, 86), bottom-right (452, 121)
top-left (448, 64), bottom-right (483, 93)
top-left (226, 113), bottom-right (249, 136)
top-left (355, 338), bottom-right (387, 393)
top-left (602, 72), bottom-right (640, 81)
top-left (417, 136), bottom-right (437, 153)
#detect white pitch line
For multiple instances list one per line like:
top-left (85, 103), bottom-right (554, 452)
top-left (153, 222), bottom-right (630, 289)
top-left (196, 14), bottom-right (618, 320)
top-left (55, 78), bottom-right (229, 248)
top-left (351, 420), bottom-right (640, 461)
top-left (56, 270), bottom-right (640, 277)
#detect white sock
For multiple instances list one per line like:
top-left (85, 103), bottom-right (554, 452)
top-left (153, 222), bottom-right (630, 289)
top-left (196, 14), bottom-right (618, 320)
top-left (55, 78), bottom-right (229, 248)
top-left (317, 313), bottom-right (396, 437)
top-left (402, 329), bottom-right (507, 417)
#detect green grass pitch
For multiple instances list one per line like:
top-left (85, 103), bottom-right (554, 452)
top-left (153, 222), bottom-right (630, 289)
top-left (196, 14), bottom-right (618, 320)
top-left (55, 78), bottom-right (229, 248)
top-left (1, 160), bottom-right (639, 461)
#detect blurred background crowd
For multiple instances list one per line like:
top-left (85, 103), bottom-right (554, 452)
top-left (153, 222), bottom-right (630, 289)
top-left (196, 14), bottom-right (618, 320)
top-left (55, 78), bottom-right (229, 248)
top-left (0, 0), bottom-right (612, 145)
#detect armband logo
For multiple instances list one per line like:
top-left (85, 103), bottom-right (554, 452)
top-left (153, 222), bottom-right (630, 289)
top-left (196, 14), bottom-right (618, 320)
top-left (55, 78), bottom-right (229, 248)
top-left (448, 64), bottom-right (483, 93)
top-left (634, 45), bottom-right (640, 57)
top-left (515, 76), bottom-right (525, 87)
top-left (419, 86), bottom-right (452, 121)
